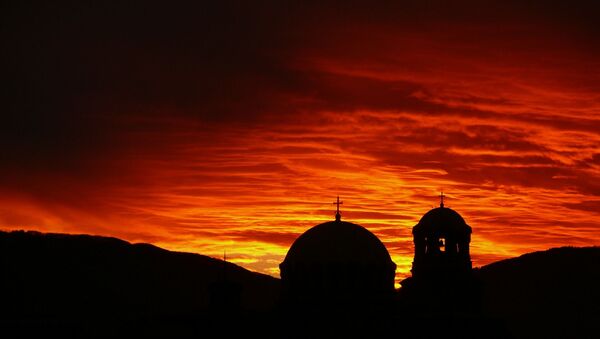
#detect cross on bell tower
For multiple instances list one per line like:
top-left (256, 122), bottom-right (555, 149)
top-left (333, 196), bottom-right (343, 221)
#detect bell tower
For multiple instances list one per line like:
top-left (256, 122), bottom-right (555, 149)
top-left (400, 193), bottom-right (478, 313)
top-left (411, 193), bottom-right (472, 278)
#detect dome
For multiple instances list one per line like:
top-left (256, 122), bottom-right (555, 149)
top-left (413, 207), bottom-right (471, 236)
top-left (279, 219), bottom-right (397, 302)
top-left (281, 220), bottom-right (395, 267)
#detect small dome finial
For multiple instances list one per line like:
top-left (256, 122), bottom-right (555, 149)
top-left (333, 196), bottom-right (343, 221)
top-left (440, 191), bottom-right (445, 208)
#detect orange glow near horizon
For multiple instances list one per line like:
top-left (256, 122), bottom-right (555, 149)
top-left (2, 106), bottom-right (599, 285)
top-left (2, 5), bottom-right (599, 287)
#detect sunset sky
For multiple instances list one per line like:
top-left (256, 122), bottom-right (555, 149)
top-left (2, 1), bottom-right (599, 283)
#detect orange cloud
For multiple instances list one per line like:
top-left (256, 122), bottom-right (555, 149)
top-left (2, 1), bottom-right (599, 286)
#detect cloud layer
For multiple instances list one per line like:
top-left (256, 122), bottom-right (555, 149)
top-left (2, 1), bottom-right (599, 283)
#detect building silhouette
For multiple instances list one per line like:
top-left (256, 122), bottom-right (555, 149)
top-left (411, 192), bottom-right (472, 279)
top-left (400, 192), bottom-right (479, 313)
top-left (279, 194), bottom-right (479, 315)
top-left (279, 197), bottom-right (396, 312)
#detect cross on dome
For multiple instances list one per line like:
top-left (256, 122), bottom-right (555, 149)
top-left (333, 196), bottom-right (343, 221)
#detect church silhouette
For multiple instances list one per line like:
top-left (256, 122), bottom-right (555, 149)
top-left (279, 194), bottom-right (477, 314)
top-left (279, 197), bottom-right (396, 312)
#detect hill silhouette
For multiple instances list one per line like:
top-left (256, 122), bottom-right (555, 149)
top-left (475, 246), bottom-right (600, 339)
top-left (1, 230), bottom-right (598, 338)
top-left (0, 230), bottom-right (280, 337)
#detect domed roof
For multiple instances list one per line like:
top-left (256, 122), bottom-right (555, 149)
top-left (413, 206), bottom-right (471, 235)
top-left (281, 220), bottom-right (395, 267)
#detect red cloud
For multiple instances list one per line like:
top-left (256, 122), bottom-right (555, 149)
top-left (2, 1), bottom-right (599, 284)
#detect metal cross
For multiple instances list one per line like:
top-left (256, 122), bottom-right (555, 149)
top-left (333, 196), bottom-right (343, 221)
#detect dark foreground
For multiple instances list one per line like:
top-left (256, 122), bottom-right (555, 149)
top-left (1, 231), bottom-right (598, 338)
